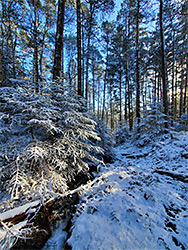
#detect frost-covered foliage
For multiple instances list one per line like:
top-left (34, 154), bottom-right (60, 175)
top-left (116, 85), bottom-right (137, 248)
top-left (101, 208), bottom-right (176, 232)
top-left (0, 219), bottom-right (36, 250)
top-left (0, 84), bottom-right (103, 209)
top-left (132, 103), bottom-right (170, 147)
top-left (0, 200), bottom-right (40, 250)
top-left (138, 103), bottom-right (169, 134)
top-left (112, 103), bottom-right (170, 147)
top-left (113, 124), bottom-right (130, 145)
top-left (93, 119), bottom-right (115, 162)
top-left (176, 113), bottom-right (188, 132)
top-left (179, 113), bottom-right (188, 125)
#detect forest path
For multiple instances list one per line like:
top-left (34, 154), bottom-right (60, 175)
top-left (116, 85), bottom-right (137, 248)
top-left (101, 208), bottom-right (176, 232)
top-left (66, 132), bottom-right (188, 250)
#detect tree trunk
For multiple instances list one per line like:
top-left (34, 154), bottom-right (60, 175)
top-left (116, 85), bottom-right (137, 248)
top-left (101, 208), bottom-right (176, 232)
top-left (68, 60), bottom-right (72, 87)
top-left (12, 27), bottom-right (17, 78)
top-left (0, 48), bottom-right (3, 87)
top-left (183, 57), bottom-right (187, 119)
top-left (127, 72), bottom-right (132, 131)
top-left (53, 0), bottom-right (65, 81)
top-left (39, 22), bottom-right (49, 80)
top-left (102, 41), bottom-right (109, 121)
top-left (179, 63), bottom-right (184, 118)
top-left (171, 30), bottom-right (175, 124)
top-left (126, 11), bottom-right (132, 131)
top-left (154, 70), bottom-right (157, 103)
top-left (129, 101), bottom-right (133, 131)
top-left (61, 40), bottom-right (64, 78)
top-left (157, 73), bottom-right (161, 103)
top-left (92, 56), bottom-right (95, 113)
top-left (124, 78), bottom-right (127, 121)
top-left (160, 0), bottom-right (169, 127)
top-left (85, 3), bottom-right (94, 101)
top-left (85, 29), bottom-right (91, 100)
top-left (136, 0), bottom-right (140, 126)
top-left (119, 66), bottom-right (122, 124)
top-left (34, 0), bottom-right (40, 93)
top-left (174, 62), bottom-right (178, 121)
top-left (97, 79), bottom-right (100, 119)
top-left (77, 0), bottom-right (82, 96)
top-left (81, 23), bottom-right (85, 95)
top-left (110, 78), bottom-right (114, 130)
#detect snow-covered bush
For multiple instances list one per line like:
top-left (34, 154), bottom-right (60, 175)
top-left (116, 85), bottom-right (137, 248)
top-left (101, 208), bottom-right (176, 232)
top-left (0, 84), bottom-right (103, 209)
top-left (93, 118), bottom-right (115, 163)
top-left (132, 103), bottom-right (170, 146)
top-left (179, 113), bottom-right (188, 127)
top-left (139, 103), bottom-right (169, 134)
top-left (113, 124), bottom-right (130, 145)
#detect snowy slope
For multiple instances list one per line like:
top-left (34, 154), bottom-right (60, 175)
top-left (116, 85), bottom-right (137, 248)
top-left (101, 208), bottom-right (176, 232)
top-left (67, 132), bottom-right (188, 250)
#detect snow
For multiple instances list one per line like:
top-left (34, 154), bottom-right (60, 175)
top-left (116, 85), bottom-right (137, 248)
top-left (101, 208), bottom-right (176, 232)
top-left (67, 132), bottom-right (188, 250)
top-left (42, 221), bottom-right (68, 250)
top-left (0, 200), bottom-right (40, 221)
top-left (1, 132), bottom-right (187, 250)
top-left (0, 220), bottom-right (28, 247)
top-left (0, 200), bottom-right (40, 249)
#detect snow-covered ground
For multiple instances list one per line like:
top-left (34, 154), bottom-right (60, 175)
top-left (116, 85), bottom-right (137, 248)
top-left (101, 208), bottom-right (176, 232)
top-left (66, 132), bottom-right (188, 250)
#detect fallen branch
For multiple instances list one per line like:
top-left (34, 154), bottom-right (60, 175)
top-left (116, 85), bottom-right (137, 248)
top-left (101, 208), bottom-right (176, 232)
top-left (154, 170), bottom-right (188, 183)
top-left (0, 177), bottom-right (100, 249)
top-left (0, 200), bottom-right (40, 223)
top-left (121, 151), bottom-right (150, 158)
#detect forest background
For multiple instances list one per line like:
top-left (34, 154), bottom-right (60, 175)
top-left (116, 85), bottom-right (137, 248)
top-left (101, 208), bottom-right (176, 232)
top-left (0, 0), bottom-right (187, 248)
top-left (0, 0), bottom-right (187, 130)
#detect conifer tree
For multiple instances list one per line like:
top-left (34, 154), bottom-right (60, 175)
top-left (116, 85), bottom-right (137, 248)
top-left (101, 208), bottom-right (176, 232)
top-left (101, 21), bottom-right (114, 121)
top-left (0, 49), bottom-right (3, 87)
top-left (33, 0), bottom-right (40, 92)
top-left (159, 0), bottom-right (169, 127)
top-left (84, 0), bottom-right (114, 101)
top-left (77, 0), bottom-right (82, 96)
top-left (136, 0), bottom-right (141, 126)
top-left (53, 0), bottom-right (65, 80)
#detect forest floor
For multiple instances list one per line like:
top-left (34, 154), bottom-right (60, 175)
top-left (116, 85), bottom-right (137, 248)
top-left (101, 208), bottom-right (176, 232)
top-left (43, 131), bottom-right (188, 250)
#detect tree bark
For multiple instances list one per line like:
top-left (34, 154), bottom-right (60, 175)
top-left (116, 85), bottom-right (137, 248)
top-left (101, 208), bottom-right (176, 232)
top-left (77, 0), bottom-right (82, 96)
top-left (33, 0), bottom-right (40, 92)
top-left (154, 70), bottom-right (157, 103)
top-left (53, 0), bottom-right (65, 81)
top-left (97, 78), bottom-right (100, 119)
top-left (12, 27), bottom-right (17, 78)
top-left (179, 63), bottom-right (184, 118)
top-left (34, 0), bottom-right (40, 93)
top-left (124, 83), bottom-right (127, 121)
top-left (39, 22), bottom-right (49, 80)
top-left (127, 71), bottom-right (132, 130)
top-left (81, 23), bottom-right (85, 95)
top-left (92, 55), bottom-right (95, 112)
top-left (136, 0), bottom-right (140, 125)
top-left (119, 65), bottom-right (122, 124)
top-left (126, 11), bottom-right (132, 131)
top-left (160, 0), bottom-right (169, 127)
top-left (102, 41), bottom-right (109, 121)
top-left (183, 57), bottom-right (187, 120)
top-left (85, 3), bottom-right (94, 101)
top-left (157, 74), bottom-right (161, 103)
top-left (110, 78), bottom-right (114, 130)
top-left (171, 30), bottom-right (175, 124)
top-left (174, 62), bottom-right (178, 121)
top-left (0, 48), bottom-right (3, 87)
top-left (85, 26), bottom-right (91, 100)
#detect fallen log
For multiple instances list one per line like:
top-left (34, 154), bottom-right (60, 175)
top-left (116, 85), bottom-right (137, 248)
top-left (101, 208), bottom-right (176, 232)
top-left (0, 184), bottom-right (85, 225)
top-left (0, 200), bottom-right (40, 224)
top-left (0, 180), bottom-right (95, 250)
top-left (121, 151), bottom-right (150, 158)
top-left (154, 170), bottom-right (188, 183)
